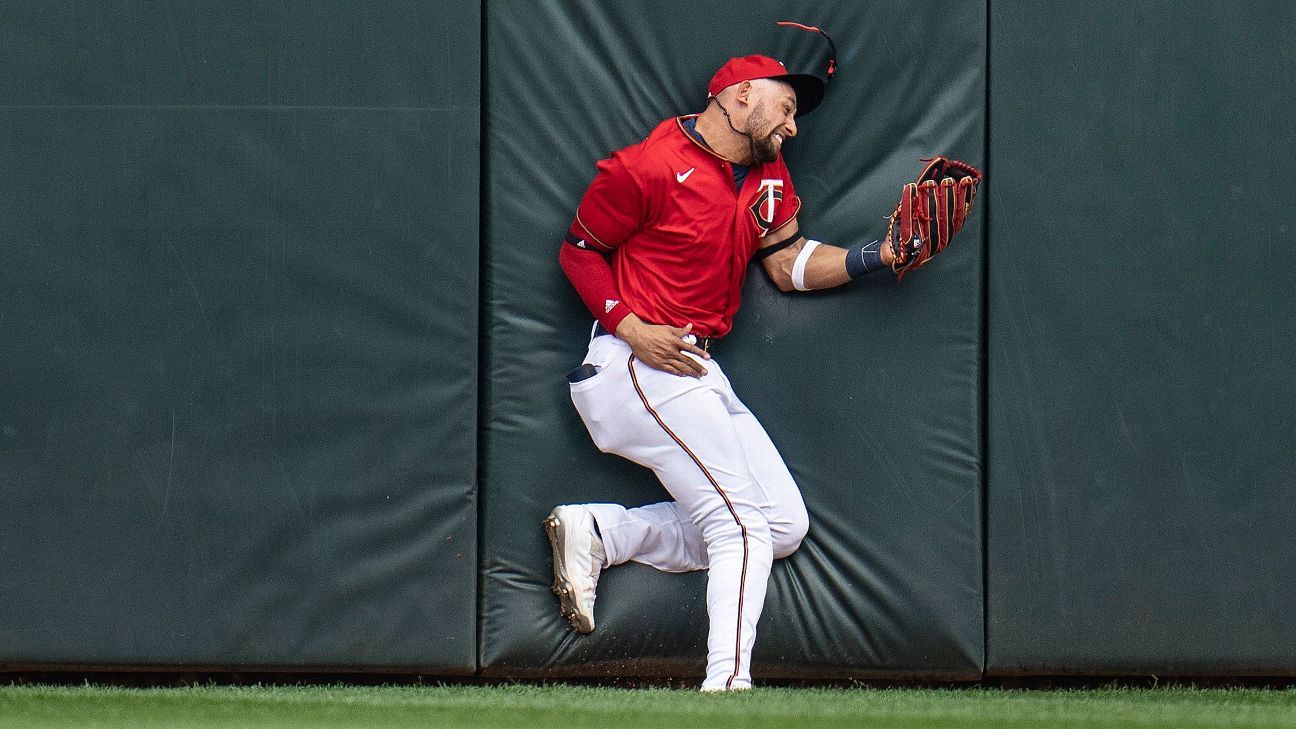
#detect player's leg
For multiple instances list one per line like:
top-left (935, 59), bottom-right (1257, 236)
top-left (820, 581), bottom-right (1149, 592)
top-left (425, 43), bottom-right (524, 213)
top-left (612, 355), bottom-right (773, 691)
top-left (563, 336), bottom-right (730, 576)
top-left (589, 395), bottom-right (807, 569)
top-left (589, 377), bottom-right (806, 569)
top-left (562, 338), bottom-right (773, 689)
top-left (584, 501), bottom-right (707, 573)
top-left (550, 335), bottom-right (709, 633)
top-left (723, 394), bottom-right (809, 559)
top-left (590, 382), bottom-right (807, 571)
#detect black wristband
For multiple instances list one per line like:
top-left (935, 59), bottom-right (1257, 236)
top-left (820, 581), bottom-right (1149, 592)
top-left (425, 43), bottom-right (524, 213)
top-left (845, 243), bottom-right (886, 279)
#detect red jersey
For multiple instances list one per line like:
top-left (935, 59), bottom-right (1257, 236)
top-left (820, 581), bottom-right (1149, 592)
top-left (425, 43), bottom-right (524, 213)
top-left (570, 116), bottom-right (800, 338)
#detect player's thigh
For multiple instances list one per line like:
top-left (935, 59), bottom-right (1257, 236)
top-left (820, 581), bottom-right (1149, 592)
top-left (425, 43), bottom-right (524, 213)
top-left (728, 397), bottom-right (808, 552)
top-left (618, 361), bottom-right (767, 530)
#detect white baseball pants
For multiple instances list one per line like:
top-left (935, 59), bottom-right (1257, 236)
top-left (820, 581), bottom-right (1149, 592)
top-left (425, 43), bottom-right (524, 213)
top-left (568, 333), bottom-right (809, 690)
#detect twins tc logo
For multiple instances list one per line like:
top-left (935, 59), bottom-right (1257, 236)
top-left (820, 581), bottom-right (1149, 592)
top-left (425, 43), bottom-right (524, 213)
top-left (748, 179), bottom-right (784, 231)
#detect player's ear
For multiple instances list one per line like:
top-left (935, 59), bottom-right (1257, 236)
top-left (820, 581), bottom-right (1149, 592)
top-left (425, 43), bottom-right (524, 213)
top-left (735, 80), bottom-right (753, 105)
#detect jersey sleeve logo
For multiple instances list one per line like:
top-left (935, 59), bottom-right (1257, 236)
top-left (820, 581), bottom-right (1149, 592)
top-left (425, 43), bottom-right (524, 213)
top-left (748, 179), bottom-right (784, 233)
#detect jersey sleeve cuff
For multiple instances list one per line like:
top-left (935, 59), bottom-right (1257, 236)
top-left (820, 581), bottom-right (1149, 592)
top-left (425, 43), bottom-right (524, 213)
top-left (598, 302), bottom-right (632, 335)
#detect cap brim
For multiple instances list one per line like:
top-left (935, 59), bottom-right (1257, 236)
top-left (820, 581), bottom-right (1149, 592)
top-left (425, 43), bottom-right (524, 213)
top-left (770, 73), bottom-right (825, 117)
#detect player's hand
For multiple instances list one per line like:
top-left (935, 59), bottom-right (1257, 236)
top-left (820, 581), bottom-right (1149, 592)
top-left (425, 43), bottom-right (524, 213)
top-left (616, 315), bottom-right (711, 378)
top-left (879, 240), bottom-right (895, 266)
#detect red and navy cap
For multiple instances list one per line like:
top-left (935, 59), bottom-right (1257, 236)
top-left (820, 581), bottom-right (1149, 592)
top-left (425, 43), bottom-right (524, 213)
top-left (706, 21), bottom-right (838, 117)
top-left (706, 55), bottom-right (825, 116)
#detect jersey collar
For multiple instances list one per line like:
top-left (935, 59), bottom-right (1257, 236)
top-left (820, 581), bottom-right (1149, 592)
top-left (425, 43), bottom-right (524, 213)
top-left (674, 115), bottom-right (733, 163)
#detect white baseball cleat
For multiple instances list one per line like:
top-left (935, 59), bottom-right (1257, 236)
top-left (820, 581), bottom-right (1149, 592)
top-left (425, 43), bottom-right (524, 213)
top-left (543, 505), bottom-right (605, 634)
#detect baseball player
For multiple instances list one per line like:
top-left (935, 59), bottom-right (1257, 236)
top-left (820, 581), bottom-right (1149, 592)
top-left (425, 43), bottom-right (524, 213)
top-left (546, 39), bottom-right (900, 691)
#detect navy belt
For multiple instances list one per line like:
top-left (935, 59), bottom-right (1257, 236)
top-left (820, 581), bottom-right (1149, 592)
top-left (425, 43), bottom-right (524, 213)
top-left (594, 322), bottom-right (717, 353)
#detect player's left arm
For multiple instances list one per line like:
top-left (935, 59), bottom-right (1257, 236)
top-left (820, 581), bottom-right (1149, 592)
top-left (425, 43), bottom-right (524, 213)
top-left (756, 217), bottom-right (894, 292)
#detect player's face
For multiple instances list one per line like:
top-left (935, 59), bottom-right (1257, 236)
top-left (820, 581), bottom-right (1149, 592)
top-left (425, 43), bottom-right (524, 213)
top-left (745, 83), bottom-right (798, 163)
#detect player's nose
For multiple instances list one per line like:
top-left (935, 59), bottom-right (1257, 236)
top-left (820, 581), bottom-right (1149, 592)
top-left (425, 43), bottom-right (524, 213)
top-left (784, 117), bottom-right (797, 138)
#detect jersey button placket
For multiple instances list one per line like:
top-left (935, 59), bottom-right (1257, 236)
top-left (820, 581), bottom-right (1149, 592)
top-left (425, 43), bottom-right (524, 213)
top-left (720, 161), bottom-right (737, 199)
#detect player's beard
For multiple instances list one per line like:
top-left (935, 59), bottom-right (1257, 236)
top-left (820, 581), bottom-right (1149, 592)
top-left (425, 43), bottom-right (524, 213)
top-left (745, 102), bottom-right (781, 164)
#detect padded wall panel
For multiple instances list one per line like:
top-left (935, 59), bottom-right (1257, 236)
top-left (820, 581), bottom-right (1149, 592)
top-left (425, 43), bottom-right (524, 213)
top-left (482, 0), bottom-right (984, 680)
top-left (987, 1), bottom-right (1296, 675)
top-left (0, 2), bottom-right (479, 670)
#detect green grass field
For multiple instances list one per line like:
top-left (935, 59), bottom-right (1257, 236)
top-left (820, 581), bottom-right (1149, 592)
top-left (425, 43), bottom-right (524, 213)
top-left (2, 683), bottom-right (1295, 729)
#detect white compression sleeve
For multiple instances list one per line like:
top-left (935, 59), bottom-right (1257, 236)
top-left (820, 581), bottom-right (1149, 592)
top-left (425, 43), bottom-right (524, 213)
top-left (791, 239), bottom-right (821, 291)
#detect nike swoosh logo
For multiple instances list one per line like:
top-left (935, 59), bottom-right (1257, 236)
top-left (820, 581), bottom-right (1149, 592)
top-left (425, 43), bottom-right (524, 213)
top-left (675, 167), bottom-right (696, 183)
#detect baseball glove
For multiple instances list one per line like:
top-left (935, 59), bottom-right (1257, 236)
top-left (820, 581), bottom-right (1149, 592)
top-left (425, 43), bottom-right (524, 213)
top-left (884, 156), bottom-right (984, 279)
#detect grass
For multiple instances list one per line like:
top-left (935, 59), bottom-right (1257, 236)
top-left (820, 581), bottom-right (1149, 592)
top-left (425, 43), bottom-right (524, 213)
top-left (2, 683), bottom-right (1296, 729)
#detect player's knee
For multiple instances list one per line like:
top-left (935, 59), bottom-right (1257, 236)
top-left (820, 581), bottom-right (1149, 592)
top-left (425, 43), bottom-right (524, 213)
top-left (700, 505), bottom-right (769, 551)
top-left (771, 501), bottom-right (809, 559)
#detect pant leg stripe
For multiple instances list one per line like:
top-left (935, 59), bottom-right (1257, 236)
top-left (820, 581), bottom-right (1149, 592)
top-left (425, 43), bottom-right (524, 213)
top-left (627, 355), bottom-right (748, 689)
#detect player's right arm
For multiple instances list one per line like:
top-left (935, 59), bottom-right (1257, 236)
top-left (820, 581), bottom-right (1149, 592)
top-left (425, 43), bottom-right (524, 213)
top-left (558, 243), bottom-right (710, 378)
top-left (755, 217), bottom-right (895, 292)
top-left (559, 156), bottom-right (710, 378)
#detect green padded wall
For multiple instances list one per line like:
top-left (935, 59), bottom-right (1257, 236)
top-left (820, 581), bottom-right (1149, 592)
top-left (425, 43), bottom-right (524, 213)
top-left (481, 1), bottom-right (985, 680)
top-left (986, 1), bottom-right (1296, 675)
top-left (8, 1), bottom-right (1296, 681)
top-left (0, 2), bottom-right (479, 670)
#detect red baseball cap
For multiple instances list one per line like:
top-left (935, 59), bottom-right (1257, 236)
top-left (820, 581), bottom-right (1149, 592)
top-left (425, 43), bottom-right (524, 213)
top-left (707, 54), bottom-right (826, 116)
